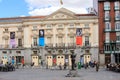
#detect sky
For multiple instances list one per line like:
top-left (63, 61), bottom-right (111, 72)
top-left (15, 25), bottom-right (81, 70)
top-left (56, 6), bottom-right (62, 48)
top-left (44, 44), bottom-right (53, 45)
top-left (0, 0), bottom-right (93, 18)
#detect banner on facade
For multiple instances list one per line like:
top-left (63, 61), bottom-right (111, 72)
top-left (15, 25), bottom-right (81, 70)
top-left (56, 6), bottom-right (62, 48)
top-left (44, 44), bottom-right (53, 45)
top-left (39, 29), bottom-right (45, 46)
top-left (10, 32), bottom-right (15, 39)
top-left (76, 28), bottom-right (82, 36)
top-left (76, 28), bottom-right (82, 46)
top-left (10, 32), bottom-right (16, 48)
top-left (39, 29), bottom-right (44, 38)
top-left (76, 37), bottom-right (82, 45)
top-left (39, 38), bottom-right (45, 46)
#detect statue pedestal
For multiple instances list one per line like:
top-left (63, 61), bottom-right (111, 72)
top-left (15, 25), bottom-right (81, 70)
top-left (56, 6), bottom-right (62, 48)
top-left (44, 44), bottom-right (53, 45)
top-left (65, 70), bottom-right (80, 77)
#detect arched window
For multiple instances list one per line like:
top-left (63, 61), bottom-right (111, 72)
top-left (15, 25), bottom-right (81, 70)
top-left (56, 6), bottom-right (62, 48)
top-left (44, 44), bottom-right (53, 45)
top-left (105, 22), bottom-right (111, 30)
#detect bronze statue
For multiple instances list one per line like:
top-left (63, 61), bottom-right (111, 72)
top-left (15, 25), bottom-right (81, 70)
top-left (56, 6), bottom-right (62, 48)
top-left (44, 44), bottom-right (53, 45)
top-left (71, 50), bottom-right (76, 70)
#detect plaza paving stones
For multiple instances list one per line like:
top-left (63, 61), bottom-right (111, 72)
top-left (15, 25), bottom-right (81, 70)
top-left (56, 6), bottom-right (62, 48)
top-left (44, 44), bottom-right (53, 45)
top-left (0, 67), bottom-right (120, 80)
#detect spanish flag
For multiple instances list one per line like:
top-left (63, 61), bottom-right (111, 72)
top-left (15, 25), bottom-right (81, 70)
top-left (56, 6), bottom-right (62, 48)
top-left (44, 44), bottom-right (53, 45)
top-left (60, 0), bottom-right (63, 5)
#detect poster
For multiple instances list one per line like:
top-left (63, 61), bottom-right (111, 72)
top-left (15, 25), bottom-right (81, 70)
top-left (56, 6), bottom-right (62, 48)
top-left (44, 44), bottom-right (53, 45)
top-left (39, 30), bottom-right (45, 46)
top-left (76, 28), bottom-right (82, 46)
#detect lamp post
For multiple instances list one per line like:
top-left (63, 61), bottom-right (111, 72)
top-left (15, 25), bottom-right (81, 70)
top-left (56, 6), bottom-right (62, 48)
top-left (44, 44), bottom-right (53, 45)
top-left (45, 45), bottom-right (48, 69)
top-left (117, 47), bottom-right (120, 64)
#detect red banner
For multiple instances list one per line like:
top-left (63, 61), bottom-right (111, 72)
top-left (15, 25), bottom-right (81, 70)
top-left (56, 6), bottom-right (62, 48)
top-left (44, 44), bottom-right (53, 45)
top-left (76, 28), bottom-right (82, 46)
top-left (76, 36), bottom-right (82, 46)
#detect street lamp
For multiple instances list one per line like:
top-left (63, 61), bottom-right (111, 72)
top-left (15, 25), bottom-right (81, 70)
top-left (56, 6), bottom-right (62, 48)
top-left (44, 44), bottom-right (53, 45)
top-left (45, 45), bottom-right (48, 69)
top-left (70, 50), bottom-right (76, 70)
top-left (117, 47), bottom-right (120, 64)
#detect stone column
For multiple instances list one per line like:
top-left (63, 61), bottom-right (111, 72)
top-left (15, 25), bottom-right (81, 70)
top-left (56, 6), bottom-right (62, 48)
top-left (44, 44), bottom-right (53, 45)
top-left (53, 24), bottom-right (56, 47)
top-left (23, 25), bottom-right (31, 48)
top-left (64, 23), bottom-right (68, 46)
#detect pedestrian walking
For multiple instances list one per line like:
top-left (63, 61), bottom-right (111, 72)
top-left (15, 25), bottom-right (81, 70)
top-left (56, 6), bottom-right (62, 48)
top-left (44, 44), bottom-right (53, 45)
top-left (96, 62), bottom-right (99, 72)
top-left (84, 62), bottom-right (88, 69)
top-left (12, 57), bottom-right (15, 65)
top-left (31, 62), bottom-right (34, 68)
top-left (59, 62), bottom-right (62, 70)
top-left (21, 57), bottom-right (25, 68)
top-left (64, 63), bottom-right (67, 70)
top-left (40, 60), bottom-right (43, 68)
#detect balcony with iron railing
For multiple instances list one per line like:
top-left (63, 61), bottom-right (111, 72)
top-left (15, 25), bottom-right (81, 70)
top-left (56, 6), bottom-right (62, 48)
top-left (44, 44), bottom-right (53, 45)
top-left (104, 28), bottom-right (120, 32)
top-left (104, 43), bottom-right (120, 54)
top-left (67, 43), bottom-right (76, 49)
top-left (104, 28), bottom-right (119, 33)
top-left (0, 44), bottom-right (24, 49)
top-left (82, 43), bottom-right (91, 50)
top-left (45, 43), bottom-right (53, 48)
top-left (55, 43), bottom-right (65, 48)
top-left (104, 40), bottom-right (120, 44)
top-left (45, 43), bottom-right (77, 49)
top-left (31, 44), bottom-right (39, 48)
top-left (16, 44), bottom-right (23, 48)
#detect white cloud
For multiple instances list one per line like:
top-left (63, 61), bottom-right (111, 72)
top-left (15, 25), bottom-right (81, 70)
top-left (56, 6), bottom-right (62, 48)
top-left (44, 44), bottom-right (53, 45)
top-left (29, 7), bottom-right (59, 16)
top-left (25, 0), bottom-right (93, 16)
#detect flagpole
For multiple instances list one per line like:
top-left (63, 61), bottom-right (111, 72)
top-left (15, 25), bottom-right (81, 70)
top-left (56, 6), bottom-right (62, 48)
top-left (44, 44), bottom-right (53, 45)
top-left (60, 0), bottom-right (63, 7)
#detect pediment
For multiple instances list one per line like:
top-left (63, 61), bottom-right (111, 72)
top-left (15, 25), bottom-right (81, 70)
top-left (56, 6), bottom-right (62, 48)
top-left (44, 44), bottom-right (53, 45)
top-left (44, 8), bottom-right (78, 20)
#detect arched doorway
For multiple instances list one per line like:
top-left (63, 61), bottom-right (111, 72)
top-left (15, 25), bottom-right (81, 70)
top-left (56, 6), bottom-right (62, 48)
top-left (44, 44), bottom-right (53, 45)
top-left (31, 51), bottom-right (39, 66)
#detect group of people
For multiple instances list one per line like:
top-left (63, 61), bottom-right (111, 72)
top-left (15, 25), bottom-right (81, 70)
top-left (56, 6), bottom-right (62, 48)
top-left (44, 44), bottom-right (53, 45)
top-left (106, 63), bottom-right (120, 72)
top-left (84, 61), bottom-right (99, 72)
top-left (0, 61), bottom-right (15, 71)
top-left (58, 62), bottom-right (67, 70)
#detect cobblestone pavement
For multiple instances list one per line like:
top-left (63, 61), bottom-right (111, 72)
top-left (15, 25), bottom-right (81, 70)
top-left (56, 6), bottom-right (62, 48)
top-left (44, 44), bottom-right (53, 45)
top-left (0, 67), bottom-right (120, 80)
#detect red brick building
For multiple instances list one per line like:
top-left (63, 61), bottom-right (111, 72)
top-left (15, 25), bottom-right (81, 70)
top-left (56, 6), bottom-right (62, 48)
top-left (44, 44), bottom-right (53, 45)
top-left (94, 0), bottom-right (120, 65)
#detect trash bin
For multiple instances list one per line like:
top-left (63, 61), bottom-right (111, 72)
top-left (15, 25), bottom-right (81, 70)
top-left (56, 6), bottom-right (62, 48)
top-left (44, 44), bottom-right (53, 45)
top-left (78, 62), bottom-right (81, 69)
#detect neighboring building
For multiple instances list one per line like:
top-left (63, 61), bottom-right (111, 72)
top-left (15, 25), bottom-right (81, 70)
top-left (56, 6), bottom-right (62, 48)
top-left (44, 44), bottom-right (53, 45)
top-left (93, 0), bottom-right (98, 13)
top-left (95, 0), bottom-right (120, 65)
top-left (0, 8), bottom-right (98, 67)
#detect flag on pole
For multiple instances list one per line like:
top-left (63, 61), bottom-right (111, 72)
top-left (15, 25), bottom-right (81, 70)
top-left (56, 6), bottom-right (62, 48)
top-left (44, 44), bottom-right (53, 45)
top-left (60, 0), bottom-right (63, 5)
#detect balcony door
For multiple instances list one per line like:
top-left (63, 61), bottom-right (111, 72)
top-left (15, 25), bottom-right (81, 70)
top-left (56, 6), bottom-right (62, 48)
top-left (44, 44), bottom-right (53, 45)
top-left (18, 39), bottom-right (22, 47)
top-left (33, 38), bottom-right (37, 46)
top-left (85, 36), bottom-right (89, 46)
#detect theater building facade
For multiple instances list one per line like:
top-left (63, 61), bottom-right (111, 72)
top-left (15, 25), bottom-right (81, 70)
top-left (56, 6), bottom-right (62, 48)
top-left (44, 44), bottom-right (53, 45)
top-left (0, 8), bottom-right (98, 67)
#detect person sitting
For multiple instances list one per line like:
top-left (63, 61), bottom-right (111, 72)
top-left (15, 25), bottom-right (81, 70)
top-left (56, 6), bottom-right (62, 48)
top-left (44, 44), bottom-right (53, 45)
top-left (59, 63), bottom-right (62, 70)
top-left (64, 63), bottom-right (67, 70)
top-left (31, 62), bottom-right (34, 67)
